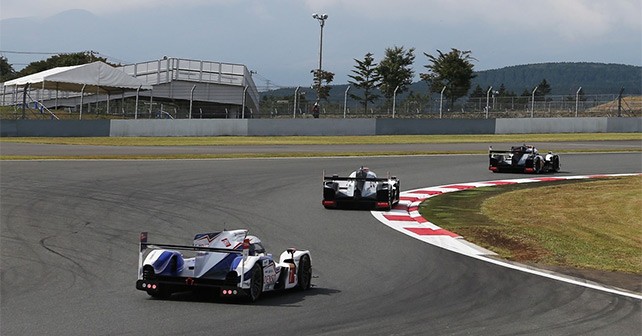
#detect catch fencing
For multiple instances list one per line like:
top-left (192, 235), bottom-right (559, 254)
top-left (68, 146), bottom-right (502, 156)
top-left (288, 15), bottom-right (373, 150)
top-left (1, 85), bottom-right (640, 120)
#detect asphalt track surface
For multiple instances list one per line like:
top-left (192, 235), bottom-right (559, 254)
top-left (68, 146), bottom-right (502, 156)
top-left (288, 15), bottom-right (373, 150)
top-left (1, 144), bottom-right (641, 335)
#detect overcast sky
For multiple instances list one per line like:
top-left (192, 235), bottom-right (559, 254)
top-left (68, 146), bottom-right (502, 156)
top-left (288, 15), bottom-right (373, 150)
top-left (1, 0), bottom-right (640, 89)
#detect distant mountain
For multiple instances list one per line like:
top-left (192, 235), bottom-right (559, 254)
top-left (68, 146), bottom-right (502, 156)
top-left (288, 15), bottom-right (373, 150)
top-left (262, 62), bottom-right (641, 102)
top-left (470, 62), bottom-right (641, 95)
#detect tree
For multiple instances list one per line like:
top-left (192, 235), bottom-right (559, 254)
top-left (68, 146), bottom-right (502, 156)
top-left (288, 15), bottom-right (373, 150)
top-left (311, 69), bottom-right (335, 103)
top-left (534, 78), bottom-right (551, 101)
top-left (468, 84), bottom-right (484, 99)
top-left (347, 52), bottom-right (381, 113)
top-left (0, 56), bottom-right (16, 82)
top-left (16, 51), bottom-right (113, 77)
top-left (420, 48), bottom-right (476, 107)
top-left (565, 87), bottom-right (587, 102)
top-left (377, 46), bottom-right (415, 101)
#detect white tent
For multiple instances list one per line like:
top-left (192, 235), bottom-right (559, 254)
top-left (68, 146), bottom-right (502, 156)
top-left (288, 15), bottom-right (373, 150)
top-left (3, 61), bottom-right (153, 119)
top-left (3, 61), bottom-right (152, 93)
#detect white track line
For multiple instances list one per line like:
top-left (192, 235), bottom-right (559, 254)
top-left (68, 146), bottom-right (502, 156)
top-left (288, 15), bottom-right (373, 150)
top-left (372, 173), bottom-right (642, 300)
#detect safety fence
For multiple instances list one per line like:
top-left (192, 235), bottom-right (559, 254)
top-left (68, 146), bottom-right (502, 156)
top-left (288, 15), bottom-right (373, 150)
top-left (1, 85), bottom-right (639, 120)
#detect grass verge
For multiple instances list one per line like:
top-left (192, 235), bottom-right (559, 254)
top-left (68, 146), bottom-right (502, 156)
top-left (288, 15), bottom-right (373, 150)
top-left (419, 176), bottom-right (642, 289)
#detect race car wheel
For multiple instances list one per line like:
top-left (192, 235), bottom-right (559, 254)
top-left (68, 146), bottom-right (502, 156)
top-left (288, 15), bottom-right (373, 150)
top-left (533, 157), bottom-right (542, 173)
top-left (246, 264), bottom-right (263, 302)
top-left (552, 156), bottom-right (560, 172)
top-left (296, 254), bottom-right (312, 290)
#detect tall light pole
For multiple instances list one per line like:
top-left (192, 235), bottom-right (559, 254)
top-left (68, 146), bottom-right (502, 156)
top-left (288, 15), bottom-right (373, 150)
top-left (312, 13), bottom-right (328, 110)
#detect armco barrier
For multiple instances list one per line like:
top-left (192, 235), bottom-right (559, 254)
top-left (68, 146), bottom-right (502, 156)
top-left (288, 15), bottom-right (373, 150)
top-left (0, 117), bottom-right (640, 137)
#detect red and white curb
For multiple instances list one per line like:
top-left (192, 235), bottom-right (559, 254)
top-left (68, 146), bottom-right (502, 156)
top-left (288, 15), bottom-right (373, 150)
top-left (371, 173), bottom-right (642, 299)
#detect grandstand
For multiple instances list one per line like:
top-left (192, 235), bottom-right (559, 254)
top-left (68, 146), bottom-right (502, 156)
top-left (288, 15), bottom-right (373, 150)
top-left (1, 57), bottom-right (260, 119)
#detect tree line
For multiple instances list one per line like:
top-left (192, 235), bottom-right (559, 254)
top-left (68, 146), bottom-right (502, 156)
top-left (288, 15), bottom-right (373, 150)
top-left (312, 46), bottom-right (477, 113)
top-left (0, 51), bottom-right (114, 82)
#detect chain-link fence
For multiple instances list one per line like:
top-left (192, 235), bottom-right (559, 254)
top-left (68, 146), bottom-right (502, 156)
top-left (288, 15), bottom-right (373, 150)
top-left (259, 91), bottom-right (641, 119)
top-left (2, 85), bottom-right (640, 120)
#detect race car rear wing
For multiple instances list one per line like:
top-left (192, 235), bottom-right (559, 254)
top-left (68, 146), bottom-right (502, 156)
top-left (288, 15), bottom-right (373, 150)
top-left (489, 150), bottom-right (514, 156)
top-left (488, 146), bottom-right (515, 154)
top-left (323, 176), bottom-right (392, 182)
top-left (138, 232), bottom-right (250, 281)
top-left (322, 170), bottom-right (396, 182)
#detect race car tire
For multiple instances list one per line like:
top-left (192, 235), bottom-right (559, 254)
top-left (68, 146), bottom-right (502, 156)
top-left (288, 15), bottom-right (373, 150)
top-left (246, 264), bottom-right (263, 302)
top-left (394, 182), bottom-right (401, 203)
top-left (296, 254), bottom-right (312, 290)
top-left (552, 156), bottom-right (560, 172)
top-left (534, 157), bottom-right (542, 174)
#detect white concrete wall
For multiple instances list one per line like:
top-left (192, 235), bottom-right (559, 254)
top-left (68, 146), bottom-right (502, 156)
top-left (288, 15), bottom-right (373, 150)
top-left (495, 117), bottom-right (610, 134)
top-left (109, 119), bottom-right (248, 137)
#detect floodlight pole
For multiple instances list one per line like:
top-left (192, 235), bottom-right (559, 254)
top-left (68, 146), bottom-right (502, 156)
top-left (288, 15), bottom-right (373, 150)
top-left (312, 13), bottom-right (328, 107)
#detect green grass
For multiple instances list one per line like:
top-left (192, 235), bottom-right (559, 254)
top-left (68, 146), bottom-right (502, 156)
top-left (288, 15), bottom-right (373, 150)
top-left (419, 176), bottom-right (642, 274)
top-left (1, 133), bottom-right (639, 160)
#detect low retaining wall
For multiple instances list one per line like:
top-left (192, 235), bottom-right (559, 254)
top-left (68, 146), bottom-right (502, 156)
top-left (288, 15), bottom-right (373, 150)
top-left (376, 118), bottom-right (496, 135)
top-left (110, 119), bottom-right (248, 137)
top-left (1, 117), bottom-right (640, 137)
top-left (1, 120), bottom-right (110, 137)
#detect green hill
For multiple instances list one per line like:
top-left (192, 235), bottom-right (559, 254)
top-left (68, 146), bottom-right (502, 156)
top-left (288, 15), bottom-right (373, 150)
top-left (262, 62), bottom-right (641, 102)
top-left (470, 62), bottom-right (641, 95)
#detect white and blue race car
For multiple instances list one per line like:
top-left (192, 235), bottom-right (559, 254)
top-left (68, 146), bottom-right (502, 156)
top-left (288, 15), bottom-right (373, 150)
top-left (136, 229), bottom-right (312, 302)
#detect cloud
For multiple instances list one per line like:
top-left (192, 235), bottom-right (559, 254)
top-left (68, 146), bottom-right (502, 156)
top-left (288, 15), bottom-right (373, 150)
top-left (301, 0), bottom-right (640, 40)
top-left (0, 0), bottom-right (237, 19)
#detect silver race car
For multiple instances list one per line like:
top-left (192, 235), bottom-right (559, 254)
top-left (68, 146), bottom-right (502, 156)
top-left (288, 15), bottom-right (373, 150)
top-left (489, 145), bottom-right (561, 173)
top-left (136, 229), bottom-right (312, 302)
top-left (322, 166), bottom-right (400, 210)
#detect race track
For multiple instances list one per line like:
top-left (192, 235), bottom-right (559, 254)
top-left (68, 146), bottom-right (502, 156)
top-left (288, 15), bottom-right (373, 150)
top-left (1, 150), bottom-right (641, 335)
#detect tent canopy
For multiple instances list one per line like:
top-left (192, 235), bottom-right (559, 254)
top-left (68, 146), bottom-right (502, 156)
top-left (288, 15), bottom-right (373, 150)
top-left (3, 61), bottom-right (152, 94)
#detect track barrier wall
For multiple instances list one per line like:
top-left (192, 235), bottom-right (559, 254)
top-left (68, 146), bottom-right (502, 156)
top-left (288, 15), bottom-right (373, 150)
top-left (1, 117), bottom-right (640, 137)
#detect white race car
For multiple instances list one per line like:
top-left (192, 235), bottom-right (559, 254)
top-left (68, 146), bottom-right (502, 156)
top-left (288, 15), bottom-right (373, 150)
top-left (322, 166), bottom-right (400, 210)
top-left (136, 229), bottom-right (312, 302)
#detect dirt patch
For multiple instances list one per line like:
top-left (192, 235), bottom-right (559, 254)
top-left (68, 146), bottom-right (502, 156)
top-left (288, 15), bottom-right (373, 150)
top-left (525, 263), bottom-right (642, 293)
